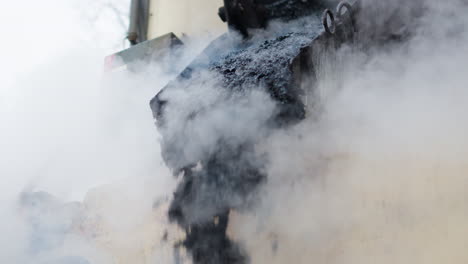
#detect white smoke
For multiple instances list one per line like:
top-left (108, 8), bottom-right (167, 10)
top-left (3, 0), bottom-right (468, 263)
top-left (228, 1), bottom-right (468, 263)
top-left (0, 1), bottom-right (205, 263)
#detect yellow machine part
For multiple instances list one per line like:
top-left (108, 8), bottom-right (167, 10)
top-left (147, 0), bottom-right (226, 39)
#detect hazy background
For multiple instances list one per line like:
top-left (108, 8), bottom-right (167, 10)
top-left (2, 0), bottom-right (468, 264)
top-left (0, 0), bottom-right (135, 201)
top-left (0, 1), bottom-right (179, 263)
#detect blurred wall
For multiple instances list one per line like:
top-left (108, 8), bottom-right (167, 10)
top-left (147, 0), bottom-right (226, 39)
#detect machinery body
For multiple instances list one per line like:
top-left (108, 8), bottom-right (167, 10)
top-left (148, 1), bottom-right (361, 264)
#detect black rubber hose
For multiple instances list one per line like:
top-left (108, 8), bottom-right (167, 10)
top-left (322, 9), bottom-right (336, 34)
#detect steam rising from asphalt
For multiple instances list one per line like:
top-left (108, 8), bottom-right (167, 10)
top-left (228, 1), bottom-right (468, 263)
top-left (0, 47), bottom-right (175, 264)
top-left (0, 1), bottom-right (191, 263)
top-left (2, 0), bottom-right (468, 263)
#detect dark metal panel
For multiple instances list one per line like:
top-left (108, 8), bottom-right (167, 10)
top-left (105, 33), bottom-right (183, 71)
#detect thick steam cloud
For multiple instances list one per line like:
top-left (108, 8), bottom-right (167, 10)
top-left (228, 1), bottom-right (468, 263)
top-left (2, 0), bottom-right (468, 264)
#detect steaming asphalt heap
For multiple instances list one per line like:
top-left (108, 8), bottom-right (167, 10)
top-left (150, 2), bottom-right (357, 263)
